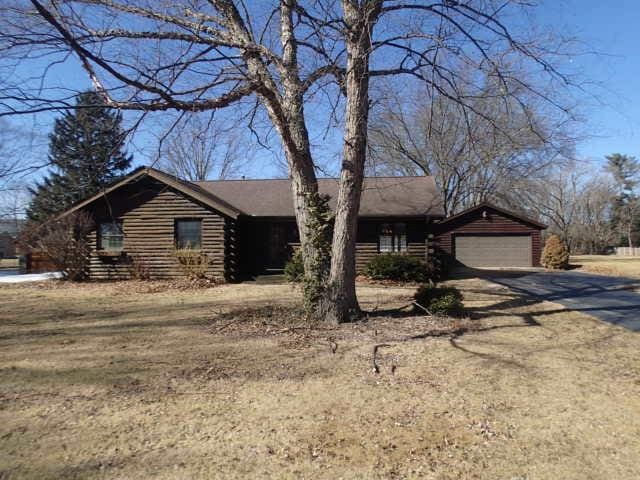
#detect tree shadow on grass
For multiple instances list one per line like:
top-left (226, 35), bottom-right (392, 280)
top-left (362, 279), bottom-right (626, 369)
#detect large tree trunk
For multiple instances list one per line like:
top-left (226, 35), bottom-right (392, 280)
top-left (276, 0), bottom-right (330, 296)
top-left (321, 1), bottom-right (381, 324)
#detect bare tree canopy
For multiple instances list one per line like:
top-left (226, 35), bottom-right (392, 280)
top-left (606, 153), bottom-right (640, 248)
top-left (158, 113), bottom-right (250, 181)
top-left (0, 118), bottom-right (44, 220)
top-left (0, 0), bottom-right (580, 322)
top-left (516, 160), bottom-right (617, 254)
top-left (368, 74), bottom-right (577, 216)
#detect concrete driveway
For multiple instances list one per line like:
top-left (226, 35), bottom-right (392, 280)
top-left (490, 270), bottom-right (640, 331)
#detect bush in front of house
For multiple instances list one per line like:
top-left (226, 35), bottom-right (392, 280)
top-left (413, 285), bottom-right (464, 316)
top-left (363, 254), bottom-right (443, 283)
top-left (17, 211), bottom-right (92, 281)
top-left (173, 246), bottom-right (211, 279)
top-left (541, 234), bottom-right (570, 270)
top-left (284, 249), bottom-right (305, 282)
top-left (126, 253), bottom-right (151, 280)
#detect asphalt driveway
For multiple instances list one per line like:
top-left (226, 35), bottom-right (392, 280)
top-left (491, 270), bottom-right (640, 331)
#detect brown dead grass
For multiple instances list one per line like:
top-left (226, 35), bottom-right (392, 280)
top-left (572, 254), bottom-right (640, 278)
top-left (1, 278), bottom-right (639, 479)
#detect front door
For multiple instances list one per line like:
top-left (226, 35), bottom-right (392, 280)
top-left (266, 223), bottom-right (288, 271)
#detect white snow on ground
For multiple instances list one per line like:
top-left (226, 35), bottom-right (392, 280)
top-left (0, 270), bottom-right (62, 283)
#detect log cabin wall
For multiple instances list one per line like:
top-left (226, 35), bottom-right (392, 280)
top-left (258, 217), bottom-right (432, 278)
top-left (353, 219), bottom-right (430, 271)
top-left (85, 177), bottom-right (235, 280)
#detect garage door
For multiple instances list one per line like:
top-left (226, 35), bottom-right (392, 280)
top-left (455, 235), bottom-right (532, 267)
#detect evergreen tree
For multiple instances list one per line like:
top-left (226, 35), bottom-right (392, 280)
top-left (27, 91), bottom-right (132, 222)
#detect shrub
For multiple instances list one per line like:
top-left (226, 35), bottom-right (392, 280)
top-left (363, 254), bottom-right (443, 283)
top-left (413, 285), bottom-right (464, 316)
top-left (127, 253), bottom-right (151, 280)
top-left (541, 234), bottom-right (570, 270)
top-left (429, 250), bottom-right (451, 280)
top-left (173, 246), bottom-right (211, 279)
top-left (284, 249), bottom-right (304, 283)
top-left (17, 211), bottom-right (92, 281)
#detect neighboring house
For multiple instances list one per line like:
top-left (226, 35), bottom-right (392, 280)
top-left (0, 219), bottom-right (22, 258)
top-left (49, 166), bottom-right (545, 280)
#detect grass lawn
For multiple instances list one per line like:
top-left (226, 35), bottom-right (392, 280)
top-left (1, 278), bottom-right (639, 479)
top-left (572, 254), bottom-right (640, 278)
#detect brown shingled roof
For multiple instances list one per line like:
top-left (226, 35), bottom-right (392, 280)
top-left (195, 176), bottom-right (443, 217)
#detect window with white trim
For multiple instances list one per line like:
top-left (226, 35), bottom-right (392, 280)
top-left (98, 221), bottom-right (124, 250)
top-left (379, 222), bottom-right (407, 253)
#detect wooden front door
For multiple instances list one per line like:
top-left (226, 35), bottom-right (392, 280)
top-left (266, 223), bottom-right (288, 271)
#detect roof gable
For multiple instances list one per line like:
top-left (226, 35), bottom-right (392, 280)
top-left (438, 202), bottom-right (547, 229)
top-left (58, 167), bottom-right (242, 219)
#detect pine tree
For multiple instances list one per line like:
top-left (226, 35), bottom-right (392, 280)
top-left (27, 91), bottom-right (132, 222)
top-left (541, 234), bottom-right (570, 270)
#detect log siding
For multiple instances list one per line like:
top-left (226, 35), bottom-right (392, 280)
top-left (434, 206), bottom-right (543, 267)
top-left (282, 218), bottom-right (432, 276)
top-left (86, 178), bottom-right (234, 280)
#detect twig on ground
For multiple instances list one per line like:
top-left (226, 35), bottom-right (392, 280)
top-left (372, 343), bottom-right (392, 374)
top-left (212, 319), bottom-right (242, 333)
top-left (412, 301), bottom-right (432, 316)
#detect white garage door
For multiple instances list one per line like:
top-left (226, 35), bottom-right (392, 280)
top-left (455, 235), bottom-right (532, 268)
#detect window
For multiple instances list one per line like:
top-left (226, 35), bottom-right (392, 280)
top-left (99, 221), bottom-right (124, 250)
top-left (175, 219), bottom-right (202, 249)
top-left (378, 223), bottom-right (407, 253)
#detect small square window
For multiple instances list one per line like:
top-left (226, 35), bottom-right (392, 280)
top-left (175, 219), bottom-right (202, 249)
top-left (99, 221), bottom-right (124, 250)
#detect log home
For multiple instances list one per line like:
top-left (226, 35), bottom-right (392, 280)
top-left (54, 166), bottom-right (544, 280)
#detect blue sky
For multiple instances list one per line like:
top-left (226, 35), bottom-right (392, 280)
top-left (6, 1), bottom-right (640, 178)
top-left (537, 0), bottom-right (640, 162)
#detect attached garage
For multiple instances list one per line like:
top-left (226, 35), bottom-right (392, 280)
top-left (454, 234), bottom-right (532, 268)
top-left (434, 203), bottom-right (546, 268)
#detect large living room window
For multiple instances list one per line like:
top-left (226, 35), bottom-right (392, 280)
top-left (175, 219), bottom-right (202, 249)
top-left (98, 221), bottom-right (124, 251)
top-left (379, 222), bottom-right (407, 253)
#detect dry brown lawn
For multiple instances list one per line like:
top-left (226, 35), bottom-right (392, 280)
top-left (1, 277), bottom-right (639, 479)
top-left (572, 254), bottom-right (640, 278)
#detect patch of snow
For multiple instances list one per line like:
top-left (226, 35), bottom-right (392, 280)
top-left (0, 270), bottom-right (62, 283)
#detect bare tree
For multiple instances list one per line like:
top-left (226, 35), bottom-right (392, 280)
top-left (0, 118), bottom-right (44, 221)
top-left (0, 119), bottom-right (44, 190)
top-left (0, 1), bottom-right (578, 322)
top-left (521, 162), bottom-right (583, 250)
top-left (571, 176), bottom-right (617, 254)
top-left (17, 211), bottom-right (92, 280)
top-left (369, 76), bottom-right (575, 216)
top-left (519, 161), bottom-right (617, 254)
top-left (606, 154), bottom-right (640, 248)
top-left (159, 113), bottom-right (250, 181)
